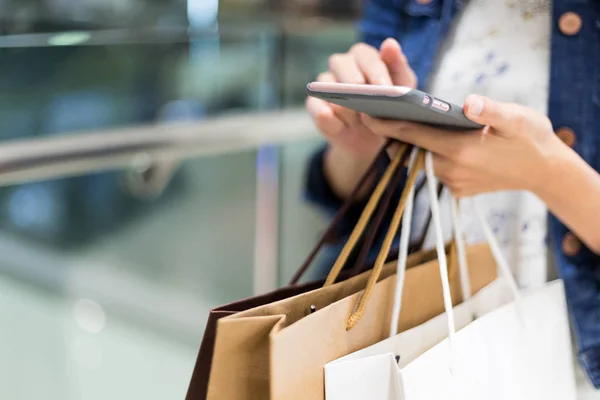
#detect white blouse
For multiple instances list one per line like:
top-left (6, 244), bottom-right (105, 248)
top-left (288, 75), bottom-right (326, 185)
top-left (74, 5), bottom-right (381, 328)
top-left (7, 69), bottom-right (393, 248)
top-left (411, 0), bottom-right (551, 289)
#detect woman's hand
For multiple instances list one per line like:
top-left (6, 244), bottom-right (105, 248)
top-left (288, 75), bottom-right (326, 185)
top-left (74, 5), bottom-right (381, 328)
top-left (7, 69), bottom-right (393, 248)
top-left (306, 38), bottom-right (417, 199)
top-left (361, 95), bottom-right (563, 197)
top-left (363, 95), bottom-right (600, 254)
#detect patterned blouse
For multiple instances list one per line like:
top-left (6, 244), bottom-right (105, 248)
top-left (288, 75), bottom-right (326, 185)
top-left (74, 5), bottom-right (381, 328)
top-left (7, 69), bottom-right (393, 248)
top-left (411, 0), bottom-right (551, 289)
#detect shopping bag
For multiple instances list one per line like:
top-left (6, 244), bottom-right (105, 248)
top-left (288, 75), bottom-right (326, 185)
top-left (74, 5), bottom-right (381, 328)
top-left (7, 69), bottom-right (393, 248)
top-left (207, 149), bottom-right (497, 399)
top-left (189, 244), bottom-right (437, 400)
top-left (186, 142), bottom-right (400, 399)
top-left (325, 155), bottom-right (511, 399)
top-left (325, 279), bottom-right (512, 400)
top-left (325, 151), bottom-right (577, 400)
top-left (186, 140), bottom-right (445, 399)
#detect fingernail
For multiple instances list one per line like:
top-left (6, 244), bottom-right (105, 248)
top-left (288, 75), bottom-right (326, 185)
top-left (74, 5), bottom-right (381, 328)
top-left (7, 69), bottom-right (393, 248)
top-left (468, 97), bottom-right (484, 116)
top-left (382, 37), bottom-right (398, 47)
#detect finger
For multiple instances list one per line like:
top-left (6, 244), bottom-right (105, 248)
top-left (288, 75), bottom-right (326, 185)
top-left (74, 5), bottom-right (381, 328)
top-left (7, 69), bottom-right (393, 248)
top-left (306, 97), bottom-right (345, 136)
top-left (429, 154), bottom-right (482, 197)
top-left (350, 43), bottom-right (393, 85)
top-left (313, 71), bottom-right (361, 127)
top-left (429, 154), bottom-right (464, 196)
top-left (331, 103), bottom-right (361, 126)
top-left (316, 71), bottom-right (336, 84)
top-left (385, 141), bottom-right (403, 160)
top-left (463, 95), bottom-right (537, 136)
top-left (361, 115), bottom-right (475, 158)
top-left (305, 72), bottom-right (338, 118)
top-left (430, 153), bottom-right (454, 180)
top-left (380, 38), bottom-right (417, 88)
top-left (328, 53), bottom-right (365, 84)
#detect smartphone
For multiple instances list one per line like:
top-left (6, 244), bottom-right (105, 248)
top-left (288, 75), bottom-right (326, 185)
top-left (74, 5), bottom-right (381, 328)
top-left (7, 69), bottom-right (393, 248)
top-left (306, 82), bottom-right (483, 130)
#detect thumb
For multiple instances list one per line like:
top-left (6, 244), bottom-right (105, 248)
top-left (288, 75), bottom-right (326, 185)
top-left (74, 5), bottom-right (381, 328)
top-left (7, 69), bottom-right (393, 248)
top-left (463, 94), bottom-right (530, 136)
top-left (380, 38), bottom-right (417, 88)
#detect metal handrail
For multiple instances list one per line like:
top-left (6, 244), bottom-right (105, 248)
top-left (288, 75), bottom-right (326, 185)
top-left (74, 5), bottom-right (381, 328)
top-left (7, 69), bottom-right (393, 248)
top-left (0, 108), bottom-right (318, 187)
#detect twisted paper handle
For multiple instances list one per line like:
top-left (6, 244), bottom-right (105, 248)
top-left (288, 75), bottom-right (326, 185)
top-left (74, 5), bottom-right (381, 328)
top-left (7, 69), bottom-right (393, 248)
top-left (323, 143), bottom-right (409, 286)
top-left (346, 150), bottom-right (425, 330)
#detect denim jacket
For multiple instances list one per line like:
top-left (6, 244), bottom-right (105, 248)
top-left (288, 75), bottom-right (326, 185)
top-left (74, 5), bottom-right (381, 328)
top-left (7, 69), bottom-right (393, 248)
top-left (305, 0), bottom-right (600, 387)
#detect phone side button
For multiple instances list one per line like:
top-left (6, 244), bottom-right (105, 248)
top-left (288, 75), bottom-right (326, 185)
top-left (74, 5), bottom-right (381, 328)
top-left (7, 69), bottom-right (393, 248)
top-left (432, 99), bottom-right (450, 112)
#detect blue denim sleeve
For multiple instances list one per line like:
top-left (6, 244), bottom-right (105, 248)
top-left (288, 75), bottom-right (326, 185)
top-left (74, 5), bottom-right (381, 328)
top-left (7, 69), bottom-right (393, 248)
top-left (358, 0), bottom-right (403, 49)
top-left (358, 0), bottom-right (456, 89)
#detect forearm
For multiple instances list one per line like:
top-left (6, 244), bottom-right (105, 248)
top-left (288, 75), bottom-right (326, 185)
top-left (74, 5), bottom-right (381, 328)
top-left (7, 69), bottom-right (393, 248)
top-left (536, 143), bottom-right (600, 254)
top-left (323, 146), bottom-right (377, 201)
top-left (304, 145), bottom-right (393, 239)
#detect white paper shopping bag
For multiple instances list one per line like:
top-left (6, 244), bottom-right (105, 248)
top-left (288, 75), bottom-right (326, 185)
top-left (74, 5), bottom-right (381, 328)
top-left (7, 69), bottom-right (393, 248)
top-left (325, 151), bottom-right (577, 400)
top-left (401, 280), bottom-right (572, 399)
top-left (325, 279), bottom-right (512, 400)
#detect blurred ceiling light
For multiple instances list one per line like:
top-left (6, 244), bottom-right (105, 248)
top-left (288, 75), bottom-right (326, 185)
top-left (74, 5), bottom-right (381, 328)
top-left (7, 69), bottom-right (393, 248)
top-left (48, 31), bottom-right (91, 46)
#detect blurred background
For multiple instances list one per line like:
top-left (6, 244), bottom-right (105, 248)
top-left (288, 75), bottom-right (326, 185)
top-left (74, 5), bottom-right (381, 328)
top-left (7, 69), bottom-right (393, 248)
top-left (0, 0), bottom-right (360, 398)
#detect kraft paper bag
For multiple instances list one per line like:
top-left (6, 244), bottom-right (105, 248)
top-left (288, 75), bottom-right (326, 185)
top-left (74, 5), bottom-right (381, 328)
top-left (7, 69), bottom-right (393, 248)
top-left (208, 242), bottom-right (497, 400)
top-left (185, 279), bottom-right (321, 400)
top-left (207, 149), bottom-right (497, 400)
top-left (186, 142), bottom-right (409, 399)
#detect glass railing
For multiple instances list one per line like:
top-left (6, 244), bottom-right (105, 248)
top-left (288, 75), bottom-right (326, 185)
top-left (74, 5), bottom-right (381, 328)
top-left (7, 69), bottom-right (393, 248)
top-left (0, 18), bottom-right (356, 399)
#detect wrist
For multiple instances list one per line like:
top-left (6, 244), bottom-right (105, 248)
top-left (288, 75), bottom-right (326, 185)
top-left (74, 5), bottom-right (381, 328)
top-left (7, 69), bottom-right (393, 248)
top-left (533, 137), bottom-right (600, 254)
top-left (323, 145), bottom-right (378, 201)
top-left (529, 135), bottom-right (572, 198)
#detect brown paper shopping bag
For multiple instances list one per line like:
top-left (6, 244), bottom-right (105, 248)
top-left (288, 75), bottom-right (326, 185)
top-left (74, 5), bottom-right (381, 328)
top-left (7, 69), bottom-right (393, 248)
top-left (185, 143), bottom-right (396, 400)
top-left (208, 243), bottom-right (495, 400)
top-left (186, 141), bottom-right (441, 399)
top-left (270, 243), bottom-right (496, 400)
top-left (207, 149), bottom-right (497, 399)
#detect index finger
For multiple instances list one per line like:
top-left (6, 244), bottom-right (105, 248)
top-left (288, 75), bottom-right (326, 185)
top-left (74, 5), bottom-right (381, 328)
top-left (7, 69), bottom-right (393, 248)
top-left (350, 43), bottom-right (393, 85)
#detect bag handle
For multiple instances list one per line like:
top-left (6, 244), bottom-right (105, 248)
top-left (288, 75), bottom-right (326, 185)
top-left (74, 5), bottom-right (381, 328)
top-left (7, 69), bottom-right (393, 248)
top-left (388, 147), bottom-right (419, 337)
top-left (424, 151), bottom-right (457, 366)
top-left (347, 156), bottom-right (411, 278)
top-left (388, 161), bottom-right (465, 337)
top-left (349, 167), bottom-right (439, 278)
top-left (323, 144), bottom-right (412, 287)
top-left (451, 197), bottom-right (471, 301)
top-left (288, 140), bottom-right (396, 285)
top-left (408, 181), bottom-right (444, 254)
top-left (471, 198), bottom-right (521, 301)
top-left (424, 151), bottom-right (522, 373)
top-left (346, 149), bottom-right (425, 330)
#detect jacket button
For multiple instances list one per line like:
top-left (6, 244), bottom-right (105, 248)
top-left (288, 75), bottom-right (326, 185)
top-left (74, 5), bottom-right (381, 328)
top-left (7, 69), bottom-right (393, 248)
top-left (559, 12), bottom-right (582, 36)
top-left (556, 127), bottom-right (576, 148)
top-left (562, 232), bottom-right (582, 257)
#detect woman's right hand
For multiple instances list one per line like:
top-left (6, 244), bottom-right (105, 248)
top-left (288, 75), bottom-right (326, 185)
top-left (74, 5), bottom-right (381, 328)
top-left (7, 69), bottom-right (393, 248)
top-left (306, 38), bottom-right (417, 199)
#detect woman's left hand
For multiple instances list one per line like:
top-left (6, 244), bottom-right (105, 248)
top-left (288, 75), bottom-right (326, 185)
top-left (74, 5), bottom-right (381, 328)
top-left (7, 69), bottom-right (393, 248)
top-left (361, 95), bottom-right (566, 197)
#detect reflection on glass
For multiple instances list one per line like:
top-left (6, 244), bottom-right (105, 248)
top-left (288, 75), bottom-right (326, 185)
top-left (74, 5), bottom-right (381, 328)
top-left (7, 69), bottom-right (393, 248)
top-left (0, 11), bottom-right (357, 399)
top-left (0, 28), bottom-right (277, 248)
